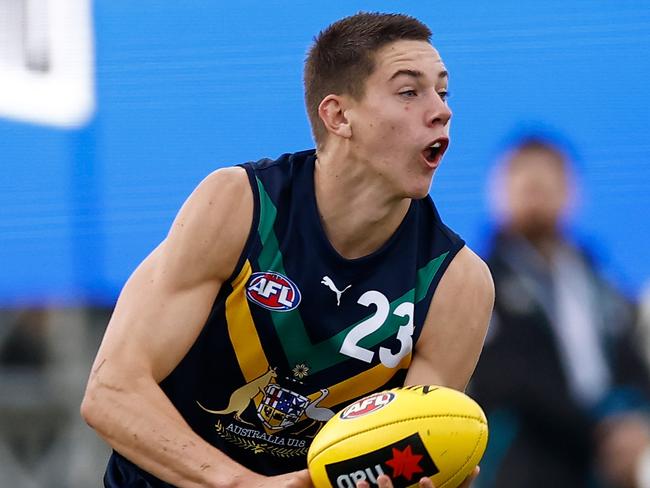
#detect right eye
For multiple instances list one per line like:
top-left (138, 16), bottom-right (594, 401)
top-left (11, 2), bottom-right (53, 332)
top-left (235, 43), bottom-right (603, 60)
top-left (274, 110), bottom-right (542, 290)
top-left (399, 89), bottom-right (418, 98)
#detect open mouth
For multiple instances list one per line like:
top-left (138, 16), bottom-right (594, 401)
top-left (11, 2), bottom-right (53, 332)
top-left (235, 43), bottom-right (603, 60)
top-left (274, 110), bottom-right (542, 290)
top-left (422, 138), bottom-right (449, 167)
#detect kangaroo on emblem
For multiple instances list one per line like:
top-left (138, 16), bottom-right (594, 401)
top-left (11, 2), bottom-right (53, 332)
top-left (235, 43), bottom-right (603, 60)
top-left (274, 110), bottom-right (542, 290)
top-left (197, 367), bottom-right (277, 426)
top-left (321, 276), bottom-right (351, 306)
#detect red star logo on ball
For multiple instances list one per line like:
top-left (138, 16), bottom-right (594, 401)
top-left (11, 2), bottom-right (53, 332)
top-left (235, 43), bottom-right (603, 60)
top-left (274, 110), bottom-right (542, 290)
top-left (385, 445), bottom-right (424, 481)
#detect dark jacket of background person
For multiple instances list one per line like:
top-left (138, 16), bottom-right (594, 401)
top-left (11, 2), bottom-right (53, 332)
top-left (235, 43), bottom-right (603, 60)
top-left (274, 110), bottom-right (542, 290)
top-left (470, 136), bottom-right (650, 488)
top-left (472, 232), bottom-right (649, 488)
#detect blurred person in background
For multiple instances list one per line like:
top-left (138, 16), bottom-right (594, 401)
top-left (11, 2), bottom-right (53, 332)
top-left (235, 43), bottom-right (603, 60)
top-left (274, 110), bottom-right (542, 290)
top-left (634, 284), bottom-right (650, 487)
top-left (637, 285), bottom-right (650, 375)
top-left (470, 135), bottom-right (650, 488)
top-left (0, 309), bottom-right (49, 368)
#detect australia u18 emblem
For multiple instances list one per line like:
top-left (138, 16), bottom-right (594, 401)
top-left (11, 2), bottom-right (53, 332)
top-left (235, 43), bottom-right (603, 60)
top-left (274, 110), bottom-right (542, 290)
top-left (257, 384), bottom-right (309, 430)
top-left (246, 271), bottom-right (301, 311)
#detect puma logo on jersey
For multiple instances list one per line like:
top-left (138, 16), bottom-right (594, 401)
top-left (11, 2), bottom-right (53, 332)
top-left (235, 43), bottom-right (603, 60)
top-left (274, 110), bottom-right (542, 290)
top-left (321, 276), bottom-right (351, 306)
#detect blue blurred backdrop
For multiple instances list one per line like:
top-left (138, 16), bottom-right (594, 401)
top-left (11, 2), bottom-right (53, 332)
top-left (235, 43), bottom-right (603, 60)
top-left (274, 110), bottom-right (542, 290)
top-left (1, 0), bottom-right (649, 306)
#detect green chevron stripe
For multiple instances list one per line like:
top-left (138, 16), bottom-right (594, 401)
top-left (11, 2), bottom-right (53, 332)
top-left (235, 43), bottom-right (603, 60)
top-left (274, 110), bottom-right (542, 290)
top-left (254, 178), bottom-right (448, 373)
top-left (273, 252), bottom-right (448, 372)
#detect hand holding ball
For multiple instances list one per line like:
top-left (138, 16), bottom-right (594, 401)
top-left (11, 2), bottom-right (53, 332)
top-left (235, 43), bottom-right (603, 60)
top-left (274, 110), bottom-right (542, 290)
top-left (307, 386), bottom-right (488, 488)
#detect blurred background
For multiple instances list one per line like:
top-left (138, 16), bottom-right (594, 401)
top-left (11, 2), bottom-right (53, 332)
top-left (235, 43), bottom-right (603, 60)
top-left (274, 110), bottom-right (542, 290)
top-left (1, 1), bottom-right (649, 486)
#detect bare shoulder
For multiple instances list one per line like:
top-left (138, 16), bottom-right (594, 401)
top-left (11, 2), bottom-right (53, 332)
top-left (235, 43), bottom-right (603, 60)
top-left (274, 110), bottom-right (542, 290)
top-left (88, 166), bottom-right (253, 383)
top-left (427, 246), bottom-right (494, 341)
top-left (162, 166), bottom-right (253, 285)
top-left (440, 246), bottom-right (494, 305)
top-left (406, 246), bottom-right (494, 390)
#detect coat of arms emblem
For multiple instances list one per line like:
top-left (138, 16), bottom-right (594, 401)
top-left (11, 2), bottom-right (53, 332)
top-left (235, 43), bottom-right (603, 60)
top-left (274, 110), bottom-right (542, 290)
top-left (257, 383), bottom-right (310, 430)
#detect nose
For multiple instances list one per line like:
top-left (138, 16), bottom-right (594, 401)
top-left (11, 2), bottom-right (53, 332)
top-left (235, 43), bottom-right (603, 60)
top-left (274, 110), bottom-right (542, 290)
top-left (427, 93), bottom-right (452, 127)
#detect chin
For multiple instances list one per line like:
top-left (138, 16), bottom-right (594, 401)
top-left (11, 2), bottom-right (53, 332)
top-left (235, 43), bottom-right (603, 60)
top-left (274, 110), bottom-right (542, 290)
top-left (406, 176), bottom-right (435, 199)
top-left (405, 185), bottom-right (432, 200)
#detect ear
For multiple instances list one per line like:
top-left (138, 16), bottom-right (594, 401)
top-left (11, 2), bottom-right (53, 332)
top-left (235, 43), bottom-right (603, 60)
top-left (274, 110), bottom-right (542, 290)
top-left (318, 95), bottom-right (352, 139)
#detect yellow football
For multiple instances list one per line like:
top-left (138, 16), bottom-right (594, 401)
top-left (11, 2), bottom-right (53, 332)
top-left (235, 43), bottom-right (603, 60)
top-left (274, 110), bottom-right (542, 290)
top-left (307, 386), bottom-right (488, 488)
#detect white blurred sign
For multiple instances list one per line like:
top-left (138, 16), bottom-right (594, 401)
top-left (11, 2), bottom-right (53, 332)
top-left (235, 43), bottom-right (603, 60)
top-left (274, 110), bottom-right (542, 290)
top-left (0, 0), bottom-right (94, 128)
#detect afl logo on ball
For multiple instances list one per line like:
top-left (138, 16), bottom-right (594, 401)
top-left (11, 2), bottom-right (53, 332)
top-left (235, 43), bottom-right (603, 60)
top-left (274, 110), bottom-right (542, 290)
top-left (340, 392), bottom-right (395, 420)
top-left (246, 272), bottom-right (302, 312)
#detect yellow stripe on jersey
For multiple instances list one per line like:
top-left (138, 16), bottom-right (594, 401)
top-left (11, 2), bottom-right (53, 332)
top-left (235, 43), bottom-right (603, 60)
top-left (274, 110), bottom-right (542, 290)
top-left (318, 353), bottom-right (412, 409)
top-left (225, 260), bottom-right (269, 381)
top-left (226, 260), bottom-right (410, 410)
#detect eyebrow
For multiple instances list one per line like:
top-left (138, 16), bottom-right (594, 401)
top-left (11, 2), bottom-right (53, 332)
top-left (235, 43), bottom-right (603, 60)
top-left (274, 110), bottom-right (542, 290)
top-left (389, 68), bottom-right (449, 81)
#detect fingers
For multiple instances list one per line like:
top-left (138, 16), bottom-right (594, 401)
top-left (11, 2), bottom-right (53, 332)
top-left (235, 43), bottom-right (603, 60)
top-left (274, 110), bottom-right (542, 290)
top-left (377, 475), bottom-right (393, 488)
top-left (458, 466), bottom-right (480, 488)
top-left (357, 467), bottom-right (480, 488)
top-left (356, 476), bottom-right (391, 488)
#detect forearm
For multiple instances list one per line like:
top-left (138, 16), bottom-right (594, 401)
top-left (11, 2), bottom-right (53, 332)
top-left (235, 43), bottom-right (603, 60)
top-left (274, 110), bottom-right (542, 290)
top-left (82, 370), bottom-right (259, 488)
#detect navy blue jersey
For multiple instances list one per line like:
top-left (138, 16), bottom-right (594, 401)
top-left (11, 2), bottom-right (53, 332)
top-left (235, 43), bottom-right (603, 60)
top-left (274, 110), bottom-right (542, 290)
top-left (105, 149), bottom-right (464, 486)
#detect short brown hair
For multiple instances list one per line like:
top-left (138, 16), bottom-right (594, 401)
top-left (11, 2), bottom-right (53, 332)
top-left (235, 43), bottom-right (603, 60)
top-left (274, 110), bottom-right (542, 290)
top-left (304, 12), bottom-right (432, 147)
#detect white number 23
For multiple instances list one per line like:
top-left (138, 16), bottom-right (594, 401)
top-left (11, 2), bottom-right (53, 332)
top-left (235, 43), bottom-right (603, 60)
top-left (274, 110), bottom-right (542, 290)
top-left (339, 290), bottom-right (414, 368)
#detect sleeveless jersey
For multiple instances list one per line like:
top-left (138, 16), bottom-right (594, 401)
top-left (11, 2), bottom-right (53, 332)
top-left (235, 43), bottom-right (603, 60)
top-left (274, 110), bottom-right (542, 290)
top-left (104, 149), bottom-right (465, 486)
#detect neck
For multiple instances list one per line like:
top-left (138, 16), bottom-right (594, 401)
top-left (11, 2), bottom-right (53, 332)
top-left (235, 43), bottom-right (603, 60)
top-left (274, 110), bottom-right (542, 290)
top-left (314, 147), bottom-right (412, 259)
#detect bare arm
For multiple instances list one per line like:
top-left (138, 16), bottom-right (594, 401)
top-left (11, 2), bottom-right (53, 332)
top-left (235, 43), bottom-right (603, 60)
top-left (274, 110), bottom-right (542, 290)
top-left (81, 168), bottom-right (308, 487)
top-left (405, 246), bottom-right (494, 390)
top-left (395, 247), bottom-right (492, 488)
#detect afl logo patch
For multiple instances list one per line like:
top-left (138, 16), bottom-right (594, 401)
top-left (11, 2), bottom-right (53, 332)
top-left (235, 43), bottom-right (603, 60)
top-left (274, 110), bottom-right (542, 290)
top-left (340, 392), bottom-right (395, 420)
top-left (246, 272), bottom-right (302, 312)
